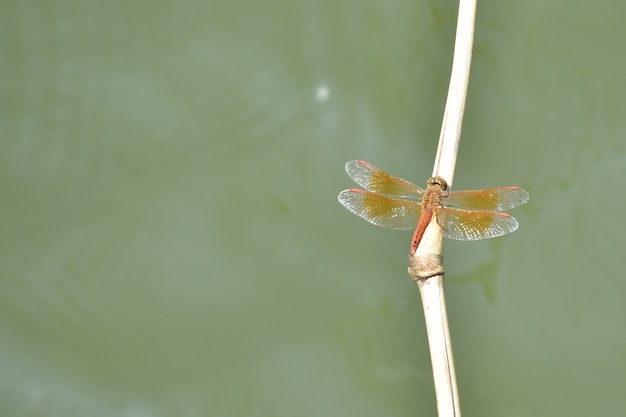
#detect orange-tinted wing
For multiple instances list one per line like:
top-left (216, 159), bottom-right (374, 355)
top-left (436, 207), bottom-right (519, 241)
top-left (444, 187), bottom-right (529, 211)
top-left (344, 160), bottom-right (423, 199)
top-left (338, 188), bottom-right (421, 230)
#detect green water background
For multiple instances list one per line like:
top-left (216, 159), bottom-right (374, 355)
top-left (2, 1), bottom-right (626, 416)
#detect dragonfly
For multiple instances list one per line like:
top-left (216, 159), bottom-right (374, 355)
top-left (338, 160), bottom-right (529, 256)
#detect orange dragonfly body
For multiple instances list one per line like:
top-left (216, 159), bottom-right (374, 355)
top-left (338, 160), bottom-right (529, 255)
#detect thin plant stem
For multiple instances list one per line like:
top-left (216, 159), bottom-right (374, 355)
top-left (414, 0), bottom-right (477, 416)
top-left (432, 0), bottom-right (477, 187)
top-left (418, 275), bottom-right (460, 416)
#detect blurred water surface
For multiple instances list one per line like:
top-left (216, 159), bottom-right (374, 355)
top-left (2, 1), bottom-right (626, 416)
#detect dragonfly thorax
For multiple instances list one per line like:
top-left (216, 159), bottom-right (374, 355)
top-left (422, 187), bottom-right (444, 211)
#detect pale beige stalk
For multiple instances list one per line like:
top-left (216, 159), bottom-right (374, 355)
top-left (410, 0), bottom-right (477, 416)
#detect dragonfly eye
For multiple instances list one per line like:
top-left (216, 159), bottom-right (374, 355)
top-left (427, 176), bottom-right (448, 190)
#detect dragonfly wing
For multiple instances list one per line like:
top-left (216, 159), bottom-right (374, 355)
top-left (436, 207), bottom-right (519, 241)
top-left (444, 187), bottom-right (529, 211)
top-left (338, 188), bottom-right (421, 230)
top-left (344, 160), bottom-right (424, 198)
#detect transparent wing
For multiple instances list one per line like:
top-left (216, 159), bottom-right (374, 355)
top-left (436, 207), bottom-right (520, 241)
top-left (338, 188), bottom-right (421, 230)
top-left (444, 187), bottom-right (529, 211)
top-left (344, 160), bottom-right (423, 198)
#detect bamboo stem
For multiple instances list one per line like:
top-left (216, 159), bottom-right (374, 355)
top-left (432, 0), bottom-right (477, 187)
top-left (418, 275), bottom-right (461, 416)
top-left (412, 0), bottom-right (477, 416)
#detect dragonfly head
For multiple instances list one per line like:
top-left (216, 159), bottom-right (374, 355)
top-left (427, 176), bottom-right (448, 191)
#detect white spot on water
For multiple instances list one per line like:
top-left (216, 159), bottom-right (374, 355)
top-left (316, 85), bottom-right (330, 102)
